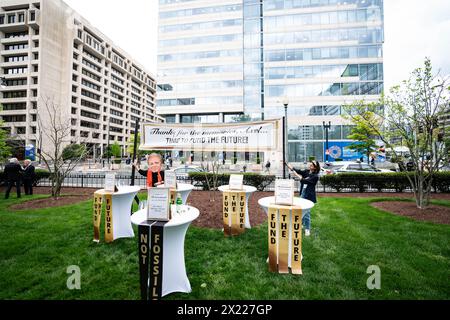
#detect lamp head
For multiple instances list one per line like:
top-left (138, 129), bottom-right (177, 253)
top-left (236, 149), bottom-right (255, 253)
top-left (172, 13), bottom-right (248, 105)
top-left (282, 96), bottom-right (289, 107)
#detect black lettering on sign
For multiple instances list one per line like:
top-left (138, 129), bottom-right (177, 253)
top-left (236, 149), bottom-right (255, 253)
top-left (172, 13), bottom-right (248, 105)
top-left (149, 221), bottom-right (166, 300)
top-left (138, 224), bottom-right (150, 300)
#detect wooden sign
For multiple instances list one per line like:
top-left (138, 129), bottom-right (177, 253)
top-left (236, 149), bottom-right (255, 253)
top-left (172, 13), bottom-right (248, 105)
top-left (222, 191), bottom-right (246, 236)
top-left (268, 206), bottom-right (303, 275)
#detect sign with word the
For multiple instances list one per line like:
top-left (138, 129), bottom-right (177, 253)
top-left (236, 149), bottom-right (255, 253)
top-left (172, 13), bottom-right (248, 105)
top-left (268, 206), bottom-right (302, 275)
top-left (140, 120), bottom-right (281, 152)
top-left (147, 187), bottom-right (170, 221)
top-left (229, 174), bottom-right (244, 190)
top-left (222, 191), bottom-right (246, 236)
top-left (164, 170), bottom-right (177, 190)
top-left (92, 191), bottom-right (114, 243)
top-left (274, 179), bottom-right (294, 206)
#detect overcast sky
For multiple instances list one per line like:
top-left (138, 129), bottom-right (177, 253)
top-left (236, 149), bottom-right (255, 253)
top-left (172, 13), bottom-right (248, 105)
top-left (64, 0), bottom-right (450, 90)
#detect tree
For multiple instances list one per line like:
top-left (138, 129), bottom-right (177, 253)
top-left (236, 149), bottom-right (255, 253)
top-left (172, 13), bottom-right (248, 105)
top-left (126, 133), bottom-right (147, 158)
top-left (231, 113), bottom-right (251, 123)
top-left (36, 97), bottom-right (90, 199)
top-left (0, 104), bottom-right (12, 164)
top-left (344, 112), bottom-right (381, 164)
top-left (344, 58), bottom-right (449, 209)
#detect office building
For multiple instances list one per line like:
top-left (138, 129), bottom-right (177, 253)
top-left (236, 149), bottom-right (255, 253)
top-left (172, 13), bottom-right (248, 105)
top-left (157, 0), bottom-right (384, 163)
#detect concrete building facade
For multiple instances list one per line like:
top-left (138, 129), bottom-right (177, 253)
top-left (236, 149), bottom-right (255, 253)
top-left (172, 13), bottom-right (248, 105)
top-left (0, 0), bottom-right (163, 160)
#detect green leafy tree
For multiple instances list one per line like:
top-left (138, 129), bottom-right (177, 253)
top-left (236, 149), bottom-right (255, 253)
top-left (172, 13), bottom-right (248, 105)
top-left (126, 133), bottom-right (148, 158)
top-left (343, 58), bottom-right (450, 209)
top-left (62, 144), bottom-right (87, 161)
top-left (344, 112), bottom-right (381, 164)
top-left (0, 104), bottom-right (11, 163)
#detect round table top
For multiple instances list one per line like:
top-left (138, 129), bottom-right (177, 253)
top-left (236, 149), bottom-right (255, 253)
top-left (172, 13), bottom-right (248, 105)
top-left (157, 183), bottom-right (194, 192)
top-left (131, 205), bottom-right (199, 227)
top-left (258, 196), bottom-right (314, 211)
top-left (218, 185), bottom-right (257, 193)
top-left (95, 185), bottom-right (141, 195)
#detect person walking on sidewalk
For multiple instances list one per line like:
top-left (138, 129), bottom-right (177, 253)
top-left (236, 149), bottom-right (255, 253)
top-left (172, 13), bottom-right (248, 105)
top-left (4, 158), bottom-right (22, 199)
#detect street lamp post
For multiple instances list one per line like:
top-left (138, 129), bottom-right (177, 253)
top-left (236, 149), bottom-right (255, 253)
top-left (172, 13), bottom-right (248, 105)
top-left (323, 121), bottom-right (331, 163)
top-left (282, 96), bottom-right (289, 179)
top-left (106, 116), bottom-right (111, 168)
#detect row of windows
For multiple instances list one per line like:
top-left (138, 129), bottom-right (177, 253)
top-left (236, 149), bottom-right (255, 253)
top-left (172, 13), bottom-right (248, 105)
top-left (159, 64), bottom-right (242, 76)
top-left (131, 101), bottom-right (140, 108)
top-left (265, 63), bottom-right (383, 80)
top-left (288, 125), bottom-right (354, 141)
top-left (4, 78), bottom-right (27, 86)
top-left (110, 100), bottom-right (124, 109)
top-left (111, 83), bottom-right (124, 93)
top-left (263, 27), bottom-right (383, 46)
top-left (131, 93), bottom-right (141, 101)
top-left (2, 90), bottom-right (27, 98)
top-left (159, 4), bottom-right (242, 19)
top-left (5, 43), bottom-right (28, 50)
top-left (265, 0), bottom-right (383, 11)
top-left (265, 45), bottom-right (382, 62)
top-left (131, 108), bottom-right (141, 115)
top-left (81, 89), bottom-right (101, 101)
top-left (159, 0), bottom-right (195, 4)
top-left (157, 96), bottom-right (243, 107)
top-left (80, 120), bottom-right (100, 129)
top-left (159, 18), bottom-right (242, 33)
top-left (110, 109), bottom-right (123, 117)
top-left (109, 117), bottom-right (123, 125)
top-left (109, 126), bottom-right (123, 133)
top-left (111, 74), bottom-right (124, 85)
top-left (81, 99), bottom-right (101, 111)
top-left (2, 115), bottom-right (26, 122)
top-left (111, 92), bottom-right (123, 101)
top-left (82, 68), bottom-right (101, 82)
top-left (158, 49), bottom-right (242, 62)
top-left (159, 33), bottom-right (242, 48)
top-left (0, 13), bottom-right (25, 25)
top-left (265, 81), bottom-right (383, 97)
top-left (1, 103), bottom-right (27, 111)
top-left (111, 67), bottom-right (124, 77)
top-left (157, 80), bottom-right (242, 92)
top-left (4, 55), bottom-right (28, 63)
top-left (4, 31), bottom-right (28, 38)
top-left (81, 110), bottom-right (100, 120)
top-left (83, 49), bottom-right (102, 64)
top-left (131, 86), bottom-right (141, 94)
top-left (82, 79), bottom-right (101, 92)
top-left (263, 8), bottom-right (382, 30)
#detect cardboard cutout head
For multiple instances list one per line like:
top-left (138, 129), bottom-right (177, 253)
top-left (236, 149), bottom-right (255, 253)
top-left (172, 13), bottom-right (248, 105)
top-left (147, 153), bottom-right (163, 173)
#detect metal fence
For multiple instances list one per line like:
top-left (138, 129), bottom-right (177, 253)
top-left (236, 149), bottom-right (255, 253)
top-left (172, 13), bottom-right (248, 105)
top-left (36, 173), bottom-right (413, 193)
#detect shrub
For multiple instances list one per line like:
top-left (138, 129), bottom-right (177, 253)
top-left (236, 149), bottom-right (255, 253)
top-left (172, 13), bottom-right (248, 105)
top-left (188, 172), bottom-right (276, 191)
top-left (0, 169), bottom-right (50, 186)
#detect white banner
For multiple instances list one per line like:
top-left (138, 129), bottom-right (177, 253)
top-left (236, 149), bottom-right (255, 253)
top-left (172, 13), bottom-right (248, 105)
top-left (140, 119), bottom-right (281, 152)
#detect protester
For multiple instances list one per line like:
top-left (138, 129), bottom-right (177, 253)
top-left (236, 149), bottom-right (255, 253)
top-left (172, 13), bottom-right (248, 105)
top-left (285, 160), bottom-right (320, 237)
top-left (22, 159), bottom-right (35, 196)
top-left (134, 153), bottom-right (165, 188)
top-left (4, 158), bottom-right (22, 199)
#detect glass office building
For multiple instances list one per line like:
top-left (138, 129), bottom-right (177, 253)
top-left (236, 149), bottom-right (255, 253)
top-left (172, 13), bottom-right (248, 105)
top-left (157, 0), bottom-right (384, 163)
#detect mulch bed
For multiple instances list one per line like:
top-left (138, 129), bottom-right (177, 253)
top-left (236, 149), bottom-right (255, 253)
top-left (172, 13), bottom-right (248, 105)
top-left (10, 195), bottom-right (91, 210)
top-left (371, 201), bottom-right (450, 225)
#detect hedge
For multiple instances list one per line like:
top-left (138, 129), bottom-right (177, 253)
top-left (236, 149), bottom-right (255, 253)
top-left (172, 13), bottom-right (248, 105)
top-left (0, 169), bottom-right (51, 186)
top-left (188, 172), bottom-right (276, 191)
top-left (320, 172), bottom-right (450, 193)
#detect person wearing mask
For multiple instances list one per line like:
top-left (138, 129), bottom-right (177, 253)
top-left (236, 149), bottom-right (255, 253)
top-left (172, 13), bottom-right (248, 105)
top-left (4, 158), bottom-right (22, 199)
top-left (134, 153), bottom-right (165, 188)
top-left (285, 160), bottom-right (321, 236)
top-left (22, 159), bottom-right (35, 195)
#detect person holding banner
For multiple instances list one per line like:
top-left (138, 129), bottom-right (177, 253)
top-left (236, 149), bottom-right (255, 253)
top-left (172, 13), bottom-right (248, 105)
top-left (285, 160), bottom-right (320, 237)
top-left (134, 153), bottom-right (165, 188)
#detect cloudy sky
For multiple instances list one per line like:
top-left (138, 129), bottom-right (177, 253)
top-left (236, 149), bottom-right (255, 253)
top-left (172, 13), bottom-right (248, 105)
top-left (64, 0), bottom-right (450, 90)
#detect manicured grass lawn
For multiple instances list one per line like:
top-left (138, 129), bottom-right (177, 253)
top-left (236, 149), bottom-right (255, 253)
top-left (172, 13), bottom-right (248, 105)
top-left (0, 193), bottom-right (449, 299)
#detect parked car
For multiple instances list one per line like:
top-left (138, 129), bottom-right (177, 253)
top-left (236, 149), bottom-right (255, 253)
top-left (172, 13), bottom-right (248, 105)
top-left (333, 162), bottom-right (392, 173)
top-left (173, 165), bottom-right (204, 179)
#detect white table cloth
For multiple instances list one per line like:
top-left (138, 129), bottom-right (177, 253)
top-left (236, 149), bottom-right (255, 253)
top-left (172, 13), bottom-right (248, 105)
top-left (218, 185), bottom-right (257, 229)
top-left (258, 196), bottom-right (314, 267)
top-left (131, 205), bottom-right (199, 297)
top-left (96, 186), bottom-right (141, 241)
top-left (158, 183), bottom-right (194, 204)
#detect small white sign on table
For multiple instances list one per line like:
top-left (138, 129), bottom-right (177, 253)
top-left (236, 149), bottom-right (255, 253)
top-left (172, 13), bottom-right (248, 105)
top-left (147, 187), bottom-right (170, 221)
top-left (104, 173), bottom-right (116, 192)
top-left (164, 170), bottom-right (177, 189)
top-left (274, 179), bottom-right (295, 206)
top-left (229, 174), bottom-right (244, 190)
